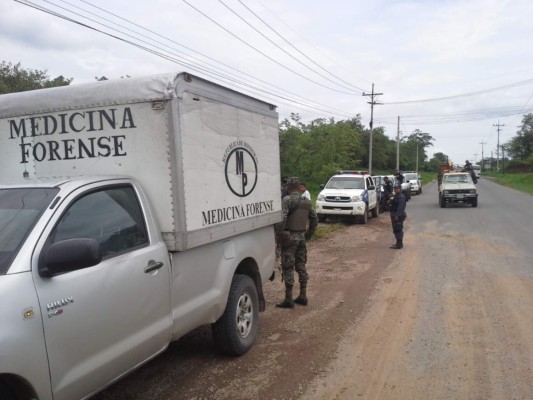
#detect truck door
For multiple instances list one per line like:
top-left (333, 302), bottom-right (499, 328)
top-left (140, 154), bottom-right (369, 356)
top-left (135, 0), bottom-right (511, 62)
top-left (366, 177), bottom-right (376, 206)
top-left (32, 183), bottom-right (172, 400)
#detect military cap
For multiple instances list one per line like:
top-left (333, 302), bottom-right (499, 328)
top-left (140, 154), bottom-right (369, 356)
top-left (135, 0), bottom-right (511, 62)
top-left (286, 177), bottom-right (300, 186)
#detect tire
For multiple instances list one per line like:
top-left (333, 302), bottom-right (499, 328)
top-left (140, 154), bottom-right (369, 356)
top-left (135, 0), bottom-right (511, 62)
top-left (439, 194), bottom-right (446, 208)
top-left (371, 204), bottom-right (379, 218)
top-left (0, 381), bottom-right (18, 400)
top-left (317, 214), bottom-right (326, 223)
top-left (471, 198), bottom-right (478, 207)
top-left (212, 274), bottom-right (259, 356)
top-left (360, 206), bottom-right (368, 224)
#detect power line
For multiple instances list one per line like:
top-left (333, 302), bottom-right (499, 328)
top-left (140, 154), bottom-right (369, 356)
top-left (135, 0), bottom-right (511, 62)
top-left (182, 0), bottom-right (361, 96)
top-left (237, 0), bottom-right (368, 93)
top-left (252, 0), bottom-right (372, 88)
top-left (16, 0), bottom-right (355, 119)
top-left (218, 0), bottom-right (362, 94)
top-left (383, 78), bottom-right (533, 105)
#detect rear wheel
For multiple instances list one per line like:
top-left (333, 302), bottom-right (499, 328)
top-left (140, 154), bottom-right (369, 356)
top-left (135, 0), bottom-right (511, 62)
top-left (212, 274), bottom-right (259, 356)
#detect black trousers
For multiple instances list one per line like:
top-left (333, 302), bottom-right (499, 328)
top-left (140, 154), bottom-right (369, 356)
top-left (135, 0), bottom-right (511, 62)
top-left (390, 215), bottom-right (406, 242)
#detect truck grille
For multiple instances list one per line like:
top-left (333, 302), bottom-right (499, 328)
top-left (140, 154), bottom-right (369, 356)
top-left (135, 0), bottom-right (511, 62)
top-left (324, 196), bottom-right (351, 202)
top-left (323, 206), bottom-right (353, 210)
top-left (448, 189), bottom-right (472, 194)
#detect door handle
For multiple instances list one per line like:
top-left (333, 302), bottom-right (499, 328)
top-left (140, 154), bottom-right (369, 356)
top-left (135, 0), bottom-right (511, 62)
top-left (144, 260), bottom-right (164, 273)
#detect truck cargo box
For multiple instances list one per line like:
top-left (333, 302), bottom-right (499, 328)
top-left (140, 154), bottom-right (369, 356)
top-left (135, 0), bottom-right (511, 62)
top-left (0, 72), bottom-right (282, 251)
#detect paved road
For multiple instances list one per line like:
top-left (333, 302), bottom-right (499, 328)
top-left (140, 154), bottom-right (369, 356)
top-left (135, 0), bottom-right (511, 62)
top-left (94, 178), bottom-right (533, 400)
top-left (305, 178), bottom-right (533, 399)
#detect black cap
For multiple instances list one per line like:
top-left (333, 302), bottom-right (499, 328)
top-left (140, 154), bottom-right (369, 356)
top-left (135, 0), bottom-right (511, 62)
top-left (286, 177), bottom-right (300, 186)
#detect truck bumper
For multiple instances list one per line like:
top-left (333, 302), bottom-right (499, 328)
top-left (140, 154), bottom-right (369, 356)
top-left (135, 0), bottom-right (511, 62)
top-left (444, 194), bottom-right (477, 203)
top-left (315, 201), bottom-right (367, 217)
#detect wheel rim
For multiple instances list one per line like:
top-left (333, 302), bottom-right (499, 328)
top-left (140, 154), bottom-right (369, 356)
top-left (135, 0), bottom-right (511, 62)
top-left (235, 292), bottom-right (253, 339)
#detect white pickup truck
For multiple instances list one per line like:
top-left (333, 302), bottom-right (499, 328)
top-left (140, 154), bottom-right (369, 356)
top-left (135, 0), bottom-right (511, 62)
top-left (315, 171), bottom-right (379, 224)
top-left (0, 73), bottom-right (282, 400)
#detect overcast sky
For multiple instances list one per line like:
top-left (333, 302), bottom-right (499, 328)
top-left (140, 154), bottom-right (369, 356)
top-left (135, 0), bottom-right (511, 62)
top-left (2, 0), bottom-right (533, 166)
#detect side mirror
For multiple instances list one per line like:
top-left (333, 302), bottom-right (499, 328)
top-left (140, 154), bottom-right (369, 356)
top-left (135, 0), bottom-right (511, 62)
top-left (39, 238), bottom-right (101, 277)
top-left (319, 184), bottom-right (325, 189)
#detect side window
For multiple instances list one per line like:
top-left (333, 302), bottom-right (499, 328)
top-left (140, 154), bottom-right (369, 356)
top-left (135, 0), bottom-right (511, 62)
top-left (51, 186), bottom-right (148, 259)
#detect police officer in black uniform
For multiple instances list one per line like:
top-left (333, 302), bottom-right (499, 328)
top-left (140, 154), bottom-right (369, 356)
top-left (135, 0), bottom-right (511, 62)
top-left (390, 182), bottom-right (407, 249)
top-left (276, 177), bottom-right (318, 308)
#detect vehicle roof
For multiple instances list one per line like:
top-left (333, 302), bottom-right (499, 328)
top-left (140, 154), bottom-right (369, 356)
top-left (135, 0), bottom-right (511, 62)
top-left (330, 174), bottom-right (366, 178)
top-left (0, 175), bottom-right (132, 189)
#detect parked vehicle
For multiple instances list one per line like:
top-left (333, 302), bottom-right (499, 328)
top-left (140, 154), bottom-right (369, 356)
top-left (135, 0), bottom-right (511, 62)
top-left (472, 165), bottom-right (481, 179)
top-left (438, 172), bottom-right (478, 208)
top-left (403, 172), bottom-right (422, 195)
top-left (0, 72), bottom-right (282, 400)
top-left (316, 171), bottom-right (378, 224)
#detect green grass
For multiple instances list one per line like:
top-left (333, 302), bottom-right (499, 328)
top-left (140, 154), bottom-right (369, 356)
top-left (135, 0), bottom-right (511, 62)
top-left (482, 172), bottom-right (533, 195)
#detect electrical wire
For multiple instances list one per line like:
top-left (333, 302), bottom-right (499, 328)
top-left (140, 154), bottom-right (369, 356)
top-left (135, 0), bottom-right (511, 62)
top-left (182, 0), bottom-right (361, 96)
top-left (218, 0), bottom-right (362, 94)
top-left (384, 78), bottom-right (533, 105)
top-left (237, 0), bottom-right (368, 93)
top-left (17, 0), bottom-right (355, 118)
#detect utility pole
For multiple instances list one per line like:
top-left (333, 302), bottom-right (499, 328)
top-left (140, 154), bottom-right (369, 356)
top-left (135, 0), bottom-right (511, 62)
top-left (362, 83), bottom-right (383, 175)
top-left (396, 116), bottom-right (400, 171)
top-left (493, 122), bottom-right (504, 172)
top-left (479, 141), bottom-right (486, 171)
top-left (473, 153), bottom-right (478, 164)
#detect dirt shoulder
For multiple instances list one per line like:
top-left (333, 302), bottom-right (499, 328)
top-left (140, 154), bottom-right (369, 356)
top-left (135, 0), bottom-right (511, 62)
top-left (95, 216), bottom-right (396, 400)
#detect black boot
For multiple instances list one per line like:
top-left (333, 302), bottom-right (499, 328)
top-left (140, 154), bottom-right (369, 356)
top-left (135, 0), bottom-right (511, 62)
top-left (276, 288), bottom-right (294, 308)
top-left (390, 240), bottom-right (403, 249)
top-left (294, 286), bottom-right (308, 306)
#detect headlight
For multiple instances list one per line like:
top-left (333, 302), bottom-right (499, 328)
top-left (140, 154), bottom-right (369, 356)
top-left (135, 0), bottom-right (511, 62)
top-left (443, 190), bottom-right (449, 194)
top-left (351, 195), bottom-right (361, 202)
top-left (317, 194), bottom-right (325, 201)
top-left (470, 189), bottom-right (476, 194)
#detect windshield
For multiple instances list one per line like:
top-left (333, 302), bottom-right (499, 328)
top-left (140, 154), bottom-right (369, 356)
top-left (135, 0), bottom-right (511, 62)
top-left (0, 188), bottom-right (59, 275)
top-left (404, 173), bottom-right (418, 180)
top-left (443, 174), bottom-right (473, 184)
top-left (325, 176), bottom-right (364, 190)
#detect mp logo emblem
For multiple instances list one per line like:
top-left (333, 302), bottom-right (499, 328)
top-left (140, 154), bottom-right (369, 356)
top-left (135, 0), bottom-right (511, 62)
top-left (223, 142), bottom-right (258, 197)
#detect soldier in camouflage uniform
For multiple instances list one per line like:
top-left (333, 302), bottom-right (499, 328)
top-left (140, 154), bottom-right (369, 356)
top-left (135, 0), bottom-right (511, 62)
top-left (276, 178), bottom-right (318, 308)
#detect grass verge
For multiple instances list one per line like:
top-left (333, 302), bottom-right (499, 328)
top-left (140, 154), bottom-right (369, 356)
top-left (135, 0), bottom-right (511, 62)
top-left (482, 172), bottom-right (533, 195)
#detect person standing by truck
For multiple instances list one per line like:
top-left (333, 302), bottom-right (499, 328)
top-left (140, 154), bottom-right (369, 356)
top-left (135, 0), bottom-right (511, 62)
top-left (277, 178), bottom-right (318, 308)
top-left (390, 182), bottom-right (407, 249)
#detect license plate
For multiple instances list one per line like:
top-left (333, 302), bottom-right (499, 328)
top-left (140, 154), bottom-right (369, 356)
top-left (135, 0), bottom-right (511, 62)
top-left (457, 194), bottom-right (464, 199)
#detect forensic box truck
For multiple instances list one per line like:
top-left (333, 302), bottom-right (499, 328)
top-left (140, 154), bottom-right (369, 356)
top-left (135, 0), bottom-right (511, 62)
top-left (0, 72), bottom-right (282, 400)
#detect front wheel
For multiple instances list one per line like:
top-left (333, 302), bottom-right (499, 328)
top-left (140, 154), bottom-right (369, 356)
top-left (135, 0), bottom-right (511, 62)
top-left (212, 274), bottom-right (259, 356)
top-left (360, 205), bottom-right (369, 224)
top-left (317, 214), bottom-right (326, 223)
top-left (471, 198), bottom-right (478, 207)
top-left (439, 194), bottom-right (446, 208)
top-left (371, 204), bottom-right (379, 218)
top-left (0, 381), bottom-right (18, 400)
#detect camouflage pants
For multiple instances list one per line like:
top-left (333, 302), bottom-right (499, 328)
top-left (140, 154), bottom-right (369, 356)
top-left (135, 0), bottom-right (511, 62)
top-left (280, 231), bottom-right (308, 289)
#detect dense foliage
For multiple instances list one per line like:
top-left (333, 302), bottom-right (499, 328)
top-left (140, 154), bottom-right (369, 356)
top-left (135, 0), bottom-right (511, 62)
top-left (0, 61), bottom-right (72, 94)
top-left (505, 114), bottom-right (533, 162)
top-left (279, 113), bottom-right (436, 184)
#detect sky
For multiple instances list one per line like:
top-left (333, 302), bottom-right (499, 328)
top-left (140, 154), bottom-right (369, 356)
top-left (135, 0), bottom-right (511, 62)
top-left (2, 0), bottom-right (533, 167)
